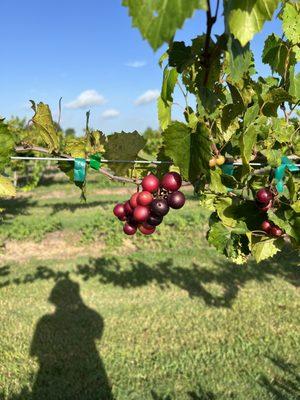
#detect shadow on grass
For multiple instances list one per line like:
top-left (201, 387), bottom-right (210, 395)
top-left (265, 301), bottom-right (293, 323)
top-left (1, 248), bottom-right (299, 308)
top-left (75, 248), bottom-right (299, 308)
top-left (151, 386), bottom-right (217, 399)
top-left (259, 356), bottom-right (300, 399)
top-left (46, 200), bottom-right (114, 215)
top-left (0, 197), bottom-right (36, 217)
top-left (1, 278), bottom-right (114, 400)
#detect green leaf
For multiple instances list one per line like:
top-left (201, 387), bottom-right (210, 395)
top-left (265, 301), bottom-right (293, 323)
top-left (0, 121), bottom-right (15, 172)
top-left (208, 221), bottom-right (231, 254)
top-left (227, 35), bottom-right (254, 82)
top-left (240, 125), bottom-right (257, 166)
top-left (162, 121), bottom-right (210, 182)
top-left (0, 175), bottom-right (16, 197)
top-left (250, 235), bottom-right (281, 263)
top-left (291, 201), bottom-right (300, 213)
top-left (210, 169), bottom-right (228, 194)
top-left (282, 2), bottom-right (300, 45)
top-left (122, 0), bottom-right (206, 51)
top-left (161, 68), bottom-right (178, 104)
top-left (225, 0), bottom-right (280, 47)
top-left (157, 97), bottom-right (171, 131)
top-left (289, 67), bottom-right (300, 99)
top-left (64, 137), bottom-right (87, 158)
top-left (261, 149), bottom-right (282, 167)
top-left (168, 41), bottom-right (192, 73)
top-left (268, 209), bottom-right (299, 240)
top-left (215, 197), bottom-right (237, 227)
top-left (31, 101), bottom-right (60, 152)
top-left (244, 103), bottom-right (259, 127)
top-left (262, 34), bottom-right (295, 77)
top-left (104, 131), bottom-right (146, 176)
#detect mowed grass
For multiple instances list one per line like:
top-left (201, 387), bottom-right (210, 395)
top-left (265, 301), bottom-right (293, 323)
top-left (0, 172), bottom-right (299, 400)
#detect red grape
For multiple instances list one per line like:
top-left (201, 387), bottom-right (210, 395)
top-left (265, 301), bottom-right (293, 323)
top-left (270, 226), bottom-right (283, 237)
top-left (141, 174), bottom-right (160, 193)
top-left (130, 192), bottom-right (140, 208)
top-left (256, 188), bottom-right (273, 204)
top-left (139, 224), bottom-right (156, 235)
top-left (137, 191), bottom-right (153, 206)
top-left (167, 191), bottom-right (185, 209)
top-left (124, 200), bottom-right (133, 215)
top-left (123, 223), bottom-right (137, 235)
top-left (261, 220), bottom-right (272, 233)
top-left (113, 203), bottom-right (126, 220)
top-left (256, 199), bottom-right (273, 212)
top-left (161, 172), bottom-right (182, 191)
top-left (151, 199), bottom-right (169, 216)
top-left (147, 214), bottom-right (163, 226)
top-left (133, 205), bottom-right (150, 222)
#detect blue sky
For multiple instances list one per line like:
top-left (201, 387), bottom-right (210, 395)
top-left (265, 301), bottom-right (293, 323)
top-left (0, 1), bottom-right (282, 135)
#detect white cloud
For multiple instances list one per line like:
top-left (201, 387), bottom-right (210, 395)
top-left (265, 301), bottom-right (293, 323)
top-left (65, 90), bottom-right (106, 109)
top-left (134, 89), bottom-right (160, 106)
top-left (125, 60), bottom-right (147, 68)
top-left (101, 109), bottom-right (120, 119)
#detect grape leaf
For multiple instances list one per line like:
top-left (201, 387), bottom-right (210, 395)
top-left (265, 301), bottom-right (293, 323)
top-left (282, 2), bottom-right (300, 45)
top-left (161, 67), bottom-right (178, 104)
top-left (289, 67), bottom-right (300, 99)
top-left (122, 0), bottom-right (206, 51)
top-left (248, 234), bottom-right (281, 263)
top-left (168, 41), bottom-right (192, 73)
top-left (215, 197), bottom-right (237, 227)
top-left (210, 169), bottom-right (228, 194)
top-left (104, 131), bottom-right (146, 176)
top-left (64, 137), bottom-right (87, 158)
top-left (162, 121), bottom-right (210, 182)
top-left (268, 209), bottom-right (299, 240)
top-left (0, 121), bottom-right (15, 172)
top-left (227, 35), bottom-right (254, 82)
top-left (157, 97), bottom-right (171, 130)
top-left (225, 0), bottom-right (280, 46)
top-left (208, 221), bottom-right (231, 254)
top-left (240, 125), bottom-right (257, 166)
top-left (262, 34), bottom-right (295, 77)
top-left (0, 175), bottom-right (16, 197)
top-left (292, 201), bottom-right (300, 213)
top-left (31, 101), bottom-right (60, 152)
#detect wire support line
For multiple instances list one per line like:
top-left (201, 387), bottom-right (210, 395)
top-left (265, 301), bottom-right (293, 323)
top-left (10, 156), bottom-right (300, 167)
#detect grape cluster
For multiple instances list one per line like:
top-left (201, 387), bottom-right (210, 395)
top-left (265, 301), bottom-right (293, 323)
top-left (255, 188), bottom-right (284, 237)
top-left (261, 220), bottom-right (283, 237)
top-left (113, 172), bottom-right (185, 235)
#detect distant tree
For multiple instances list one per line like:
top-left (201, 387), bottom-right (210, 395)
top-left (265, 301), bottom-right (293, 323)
top-left (143, 127), bottom-right (162, 157)
top-left (65, 128), bottom-right (76, 138)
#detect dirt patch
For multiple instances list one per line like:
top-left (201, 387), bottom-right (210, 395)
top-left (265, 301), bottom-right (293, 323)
top-left (0, 231), bottom-right (105, 263)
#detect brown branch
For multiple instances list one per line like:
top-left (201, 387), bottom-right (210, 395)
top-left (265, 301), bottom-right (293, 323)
top-left (202, 0), bottom-right (218, 86)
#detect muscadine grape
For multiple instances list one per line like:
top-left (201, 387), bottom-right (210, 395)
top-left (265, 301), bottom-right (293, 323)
top-left (147, 214), bottom-right (163, 226)
top-left (209, 158), bottom-right (217, 168)
top-left (124, 200), bottom-right (133, 215)
top-left (151, 199), bottom-right (169, 216)
top-left (123, 223), bottom-right (137, 235)
top-left (139, 224), bottom-right (156, 235)
top-left (256, 188), bottom-right (273, 204)
top-left (270, 226), bottom-right (283, 237)
top-left (216, 155), bottom-right (225, 166)
top-left (137, 191), bottom-right (153, 206)
top-left (167, 191), bottom-right (185, 209)
top-left (256, 199), bottom-right (273, 212)
top-left (141, 174), bottom-right (160, 193)
top-left (261, 220), bottom-right (272, 233)
top-left (133, 205), bottom-right (150, 222)
top-left (161, 172), bottom-right (182, 191)
top-left (130, 192), bottom-right (140, 208)
top-left (113, 204), bottom-right (126, 220)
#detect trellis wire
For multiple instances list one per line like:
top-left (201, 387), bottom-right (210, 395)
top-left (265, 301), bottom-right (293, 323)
top-left (10, 156), bottom-right (300, 167)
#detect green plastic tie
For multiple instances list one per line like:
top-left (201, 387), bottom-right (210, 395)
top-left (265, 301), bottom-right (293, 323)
top-left (275, 156), bottom-right (299, 193)
top-left (221, 163), bottom-right (234, 192)
top-left (90, 153), bottom-right (102, 170)
top-left (74, 158), bottom-right (86, 183)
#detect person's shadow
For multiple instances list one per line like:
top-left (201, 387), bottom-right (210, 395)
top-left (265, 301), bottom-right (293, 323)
top-left (29, 278), bottom-right (114, 400)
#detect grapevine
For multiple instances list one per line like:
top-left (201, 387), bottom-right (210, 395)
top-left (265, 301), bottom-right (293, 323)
top-left (0, 0), bottom-right (299, 263)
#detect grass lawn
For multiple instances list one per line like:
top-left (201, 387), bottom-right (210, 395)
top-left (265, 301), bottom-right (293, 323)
top-left (0, 172), bottom-right (299, 399)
